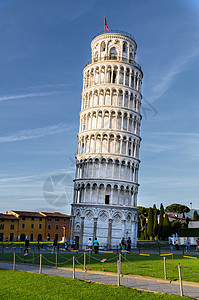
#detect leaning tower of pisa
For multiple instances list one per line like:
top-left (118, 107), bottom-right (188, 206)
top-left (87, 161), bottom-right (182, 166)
top-left (70, 30), bottom-right (143, 249)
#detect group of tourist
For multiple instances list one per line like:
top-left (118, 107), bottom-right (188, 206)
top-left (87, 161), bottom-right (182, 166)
top-left (87, 237), bottom-right (99, 254)
top-left (120, 237), bottom-right (132, 252)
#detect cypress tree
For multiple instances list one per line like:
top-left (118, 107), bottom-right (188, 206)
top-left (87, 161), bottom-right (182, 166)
top-left (162, 214), bottom-right (170, 240)
top-left (147, 207), bottom-right (154, 240)
top-left (153, 210), bottom-right (158, 238)
top-left (158, 203), bottom-right (164, 239)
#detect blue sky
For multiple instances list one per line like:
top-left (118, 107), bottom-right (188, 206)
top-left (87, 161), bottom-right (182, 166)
top-left (0, 0), bottom-right (199, 214)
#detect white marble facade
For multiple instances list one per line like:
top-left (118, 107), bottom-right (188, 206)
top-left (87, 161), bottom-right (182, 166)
top-left (70, 31), bottom-right (143, 249)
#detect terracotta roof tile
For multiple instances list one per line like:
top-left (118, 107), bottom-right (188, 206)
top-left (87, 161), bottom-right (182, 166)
top-left (40, 212), bottom-right (70, 218)
top-left (0, 213), bottom-right (18, 220)
top-left (9, 211), bottom-right (44, 217)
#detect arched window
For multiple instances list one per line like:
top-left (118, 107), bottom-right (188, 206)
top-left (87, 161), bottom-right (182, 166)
top-left (123, 42), bottom-right (127, 52)
top-left (94, 52), bottom-right (98, 62)
top-left (110, 47), bottom-right (117, 60)
top-left (101, 41), bottom-right (106, 52)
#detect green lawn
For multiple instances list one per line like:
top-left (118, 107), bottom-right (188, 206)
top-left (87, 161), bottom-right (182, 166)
top-left (0, 269), bottom-right (192, 300)
top-left (1, 252), bottom-right (199, 283)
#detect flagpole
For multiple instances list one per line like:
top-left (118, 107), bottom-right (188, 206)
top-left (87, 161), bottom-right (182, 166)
top-left (104, 15), bottom-right (105, 33)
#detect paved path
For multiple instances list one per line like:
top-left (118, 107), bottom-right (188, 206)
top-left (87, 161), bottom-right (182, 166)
top-left (0, 261), bottom-right (199, 299)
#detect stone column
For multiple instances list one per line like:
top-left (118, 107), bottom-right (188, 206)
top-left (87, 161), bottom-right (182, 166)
top-left (122, 219), bottom-right (126, 238)
top-left (93, 217), bottom-right (98, 240)
top-left (129, 72), bottom-right (132, 88)
top-left (79, 216), bottom-right (85, 249)
top-left (107, 219), bottom-right (113, 249)
top-left (70, 215), bottom-right (75, 240)
top-left (110, 186), bottom-right (114, 205)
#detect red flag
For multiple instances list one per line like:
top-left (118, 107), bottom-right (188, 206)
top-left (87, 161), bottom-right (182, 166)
top-left (104, 17), bottom-right (109, 31)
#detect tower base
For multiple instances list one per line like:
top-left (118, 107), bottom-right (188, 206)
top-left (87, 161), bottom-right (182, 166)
top-left (70, 203), bottom-right (138, 249)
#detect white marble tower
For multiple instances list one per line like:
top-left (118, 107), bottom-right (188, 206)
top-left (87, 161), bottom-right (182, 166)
top-left (70, 30), bottom-right (143, 249)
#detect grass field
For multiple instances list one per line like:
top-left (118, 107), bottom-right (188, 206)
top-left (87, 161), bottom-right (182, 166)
top-left (0, 269), bottom-right (192, 300)
top-left (1, 252), bottom-right (199, 283)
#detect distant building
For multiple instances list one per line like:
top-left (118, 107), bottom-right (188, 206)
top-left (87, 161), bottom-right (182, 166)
top-left (167, 214), bottom-right (186, 223)
top-left (40, 212), bottom-right (70, 242)
top-left (8, 211), bottom-right (46, 242)
top-left (0, 210), bottom-right (70, 242)
top-left (188, 220), bottom-right (199, 229)
top-left (0, 213), bottom-right (18, 242)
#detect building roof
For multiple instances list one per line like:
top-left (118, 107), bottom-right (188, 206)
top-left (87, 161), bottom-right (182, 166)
top-left (40, 212), bottom-right (70, 218)
top-left (9, 211), bottom-right (45, 218)
top-left (0, 213), bottom-right (18, 220)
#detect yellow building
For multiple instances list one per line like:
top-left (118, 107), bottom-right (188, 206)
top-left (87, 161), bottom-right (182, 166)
top-left (8, 211), bottom-right (45, 241)
top-left (0, 213), bottom-right (18, 242)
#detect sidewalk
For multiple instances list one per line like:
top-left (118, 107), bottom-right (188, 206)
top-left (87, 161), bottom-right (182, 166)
top-left (0, 261), bottom-right (199, 299)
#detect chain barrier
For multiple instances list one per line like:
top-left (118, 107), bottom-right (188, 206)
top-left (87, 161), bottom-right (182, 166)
top-left (57, 258), bottom-right (73, 265)
top-left (103, 255), bottom-right (118, 262)
top-left (42, 255), bottom-right (56, 265)
top-left (58, 253), bottom-right (75, 261)
top-left (74, 257), bottom-right (84, 267)
top-left (87, 254), bottom-right (102, 262)
top-left (121, 255), bottom-right (161, 267)
top-left (103, 261), bottom-right (117, 269)
top-left (181, 264), bottom-right (199, 269)
top-left (15, 254), bottom-right (40, 262)
top-left (123, 262), bottom-right (165, 273)
top-left (181, 266), bottom-right (199, 276)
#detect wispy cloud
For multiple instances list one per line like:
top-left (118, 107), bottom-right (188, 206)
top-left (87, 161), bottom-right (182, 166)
top-left (0, 123), bottom-right (73, 143)
top-left (0, 91), bottom-right (67, 103)
top-left (28, 83), bottom-right (72, 90)
top-left (149, 48), bottom-right (199, 102)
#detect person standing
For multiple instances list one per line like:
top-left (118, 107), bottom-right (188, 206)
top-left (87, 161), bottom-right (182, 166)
top-left (24, 238), bottom-right (29, 254)
top-left (196, 238), bottom-right (199, 254)
top-left (127, 237), bottom-right (131, 253)
top-left (121, 237), bottom-right (125, 251)
top-left (185, 238), bottom-right (190, 254)
top-left (93, 238), bottom-right (99, 254)
top-left (53, 237), bottom-right (58, 253)
top-left (87, 238), bottom-right (92, 253)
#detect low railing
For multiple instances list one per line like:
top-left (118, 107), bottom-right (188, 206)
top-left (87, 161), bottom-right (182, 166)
top-left (85, 56), bottom-right (141, 70)
top-left (92, 30), bottom-right (136, 41)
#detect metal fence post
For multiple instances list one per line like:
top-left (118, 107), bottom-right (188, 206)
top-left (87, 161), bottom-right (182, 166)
top-left (33, 248), bottom-right (34, 264)
top-left (56, 251), bottom-right (58, 269)
top-left (73, 256), bottom-right (75, 279)
top-left (84, 252), bottom-right (86, 270)
top-left (117, 260), bottom-right (120, 286)
top-left (13, 251), bottom-right (16, 270)
top-left (178, 263), bottom-right (183, 296)
top-left (39, 254), bottom-right (42, 274)
top-left (163, 257), bottom-right (167, 280)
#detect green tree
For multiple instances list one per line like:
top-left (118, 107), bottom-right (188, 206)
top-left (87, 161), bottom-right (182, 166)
top-left (147, 207), bottom-right (154, 240)
top-left (162, 214), bottom-right (170, 240)
top-left (170, 220), bottom-right (181, 235)
top-left (153, 210), bottom-right (158, 238)
top-left (158, 203), bottom-right (164, 239)
top-left (165, 203), bottom-right (190, 218)
top-left (193, 210), bottom-right (199, 220)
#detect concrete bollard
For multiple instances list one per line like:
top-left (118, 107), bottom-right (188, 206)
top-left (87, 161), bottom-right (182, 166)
top-left (56, 251), bottom-right (58, 269)
top-left (73, 256), bottom-right (75, 279)
top-left (178, 263), bottom-right (183, 296)
top-left (163, 257), bottom-right (167, 280)
top-left (39, 254), bottom-right (42, 274)
top-left (117, 260), bottom-right (121, 286)
top-left (84, 252), bottom-right (86, 270)
top-left (13, 251), bottom-right (16, 270)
